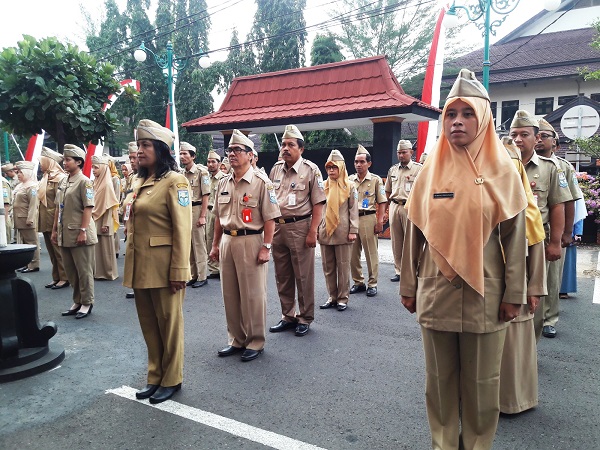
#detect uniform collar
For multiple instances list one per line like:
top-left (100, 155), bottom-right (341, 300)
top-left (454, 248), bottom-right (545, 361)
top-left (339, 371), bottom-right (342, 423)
top-left (284, 157), bottom-right (303, 173)
top-left (526, 152), bottom-right (541, 167)
top-left (399, 160), bottom-right (413, 169)
top-left (185, 164), bottom-right (198, 174)
top-left (355, 171), bottom-right (372, 182)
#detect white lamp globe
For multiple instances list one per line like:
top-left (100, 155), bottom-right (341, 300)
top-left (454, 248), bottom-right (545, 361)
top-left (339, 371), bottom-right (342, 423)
top-left (543, 0), bottom-right (561, 11)
top-left (134, 49), bottom-right (147, 62)
top-left (199, 55), bottom-right (211, 69)
top-left (443, 11), bottom-right (460, 29)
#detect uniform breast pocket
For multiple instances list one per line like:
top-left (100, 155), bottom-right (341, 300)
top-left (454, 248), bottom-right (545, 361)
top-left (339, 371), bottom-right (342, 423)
top-left (532, 183), bottom-right (548, 207)
top-left (149, 236), bottom-right (172, 247)
top-left (292, 183), bottom-right (306, 191)
top-left (240, 198), bottom-right (259, 208)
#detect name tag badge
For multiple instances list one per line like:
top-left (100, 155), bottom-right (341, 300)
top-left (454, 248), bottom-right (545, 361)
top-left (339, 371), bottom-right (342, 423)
top-left (433, 192), bottom-right (454, 199)
top-left (124, 203), bottom-right (132, 222)
top-left (58, 204), bottom-right (64, 223)
top-left (404, 182), bottom-right (412, 192)
top-left (362, 198), bottom-right (369, 208)
top-left (288, 193), bottom-right (297, 206)
top-left (242, 208), bottom-right (252, 223)
top-left (534, 194), bottom-right (539, 205)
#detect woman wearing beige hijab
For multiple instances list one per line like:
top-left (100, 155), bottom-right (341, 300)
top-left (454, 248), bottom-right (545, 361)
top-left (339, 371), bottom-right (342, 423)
top-left (37, 148), bottom-right (69, 288)
top-left (91, 155), bottom-right (119, 280)
top-left (317, 150), bottom-right (358, 311)
top-left (400, 69), bottom-right (528, 450)
top-left (14, 161), bottom-right (40, 272)
top-left (107, 158), bottom-right (122, 258)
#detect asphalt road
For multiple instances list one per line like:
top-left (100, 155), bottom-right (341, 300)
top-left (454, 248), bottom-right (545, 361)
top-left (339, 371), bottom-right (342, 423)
top-left (1, 237), bottom-right (599, 449)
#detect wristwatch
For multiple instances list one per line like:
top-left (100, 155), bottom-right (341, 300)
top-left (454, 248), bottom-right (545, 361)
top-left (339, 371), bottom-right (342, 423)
top-left (79, 228), bottom-right (86, 232)
top-left (263, 243), bottom-right (272, 249)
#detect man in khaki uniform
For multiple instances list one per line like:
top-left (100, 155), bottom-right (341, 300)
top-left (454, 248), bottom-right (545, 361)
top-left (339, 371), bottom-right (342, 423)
top-left (2, 177), bottom-right (12, 245)
top-left (180, 141), bottom-right (210, 288)
top-left (269, 124), bottom-right (326, 337)
top-left (535, 118), bottom-right (581, 338)
top-left (385, 140), bottom-right (422, 282)
top-left (206, 150), bottom-right (224, 279)
top-left (37, 148), bottom-right (69, 288)
top-left (349, 145), bottom-right (387, 297)
top-left (210, 130), bottom-right (280, 361)
top-left (2, 163), bottom-right (18, 188)
top-left (510, 110), bottom-right (571, 341)
top-left (52, 144), bottom-right (98, 318)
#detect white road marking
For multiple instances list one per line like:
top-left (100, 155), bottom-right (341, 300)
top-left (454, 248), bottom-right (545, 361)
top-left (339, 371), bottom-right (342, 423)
top-left (106, 386), bottom-right (326, 450)
top-left (594, 251), bottom-right (600, 304)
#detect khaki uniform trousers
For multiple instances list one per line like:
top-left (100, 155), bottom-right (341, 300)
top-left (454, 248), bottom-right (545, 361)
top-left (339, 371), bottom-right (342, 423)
top-left (134, 287), bottom-right (184, 387)
top-left (60, 245), bottom-right (95, 305)
top-left (205, 210), bottom-right (219, 275)
top-left (534, 259), bottom-right (552, 341)
top-left (389, 202), bottom-right (408, 276)
top-left (190, 204), bottom-right (207, 281)
top-left (43, 232), bottom-right (67, 281)
top-left (273, 218), bottom-right (315, 325)
top-left (321, 243), bottom-right (352, 304)
top-left (421, 326), bottom-right (507, 450)
top-left (499, 319), bottom-right (538, 414)
top-left (350, 213), bottom-right (379, 287)
top-left (543, 247), bottom-right (566, 327)
top-left (19, 228), bottom-right (40, 270)
top-left (220, 234), bottom-right (267, 350)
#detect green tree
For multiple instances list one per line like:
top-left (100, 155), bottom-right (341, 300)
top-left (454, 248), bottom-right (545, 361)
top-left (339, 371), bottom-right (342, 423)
top-left (0, 36), bottom-right (122, 151)
top-left (310, 33), bottom-right (344, 66)
top-left (210, 29), bottom-right (257, 95)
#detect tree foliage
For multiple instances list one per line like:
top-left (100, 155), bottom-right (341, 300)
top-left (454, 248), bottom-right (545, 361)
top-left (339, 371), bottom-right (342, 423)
top-left (310, 33), bottom-right (344, 66)
top-left (572, 136), bottom-right (600, 158)
top-left (0, 35), bottom-right (122, 151)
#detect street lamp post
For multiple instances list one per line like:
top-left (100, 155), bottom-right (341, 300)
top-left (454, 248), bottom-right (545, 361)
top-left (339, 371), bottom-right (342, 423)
top-left (443, 0), bottom-right (563, 90)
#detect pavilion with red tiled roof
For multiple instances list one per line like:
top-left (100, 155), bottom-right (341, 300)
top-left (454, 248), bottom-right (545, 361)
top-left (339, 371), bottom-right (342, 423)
top-left (183, 56), bottom-right (440, 175)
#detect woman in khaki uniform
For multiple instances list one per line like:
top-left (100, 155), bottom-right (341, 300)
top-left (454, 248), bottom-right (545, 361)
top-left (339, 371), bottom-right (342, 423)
top-left (14, 161), bottom-right (40, 272)
top-left (38, 148), bottom-right (69, 288)
top-left (123, 119), bottom-right (192, 404)
top-left (91, 155), bottom-right (119, 280)
top-left (52, 144), bottom-right (98, 319)
top-left (400, 70), bottom-right (528, 450)
top-left (318, 150), bottom-right (359, 311)
top-left (107, 158), bottom-right (121, 258)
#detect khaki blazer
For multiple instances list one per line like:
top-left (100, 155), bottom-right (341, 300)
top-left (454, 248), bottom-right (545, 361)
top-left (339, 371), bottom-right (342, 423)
top-left (55, 172), bottom-right (98, 247)
top-left (400, 211), bottom-right (527, 334)
top-left (13, 185), bottom-right (39, 229)
top-left (123, 171), bottom-right (192, 289)
top-left (317, 186), bottom-right (359, 245)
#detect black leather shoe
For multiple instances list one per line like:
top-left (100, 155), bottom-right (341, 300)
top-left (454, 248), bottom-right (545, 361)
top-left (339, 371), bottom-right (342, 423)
top-left (218, 345), bottom-right (245, 357)
top-left (319, 300), bottom-right (337, 309)
top-left (192, 279), bottom-right (208, 288)
top-left (295, 324), bottom-right (310, 336)
top-left (61, 305), bottom-right (81, 316)
top-left (186, 278), bottom-right (197, 287)
top-left (390, 274), bottom-right (400, 282)
top-left (20, 267), bottom-right (40, 273)
top-left (349, 284), bottom-right (366, 294)
top-left (149, 384), bottom-right (181, 404)
top-left (269, 320), bottom-right (297, 333)
top-left (51, 281), bottom-right (70, 290)
top-left (207, 273), bottom-right (220, 279)
top-left (366, 287), bottom-right (377, 297)
top-left (16, 267), bottom-right (27, 273)
top-left (135, 384), bottom-right (159, 399)
top-left (45, 281), bottom-right (58, 288)
top-left (337, 303), bottom-right (348, 311)
top-left (75, 304), bottom-right (93, 319)
top-left (126, 292), bottom-right (135, 299)
top-left (542, 325), bottom-right (557, 338)
top-left (241, 349), bottom-right (263, 362)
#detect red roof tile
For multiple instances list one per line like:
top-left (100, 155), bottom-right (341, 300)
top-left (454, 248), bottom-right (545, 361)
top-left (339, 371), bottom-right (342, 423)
top-left (183, 56), bottom-right (439, 132)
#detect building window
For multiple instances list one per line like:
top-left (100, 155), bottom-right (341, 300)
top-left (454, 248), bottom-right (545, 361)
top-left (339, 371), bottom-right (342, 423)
top-left (501, 100), bottom-right (519, 130)
top-left (491, 102), bottom-right (497, 121)
top-left (558, 95), bottom-right (577, 106)
top-left (591, 93), bottom-right (600, 103)
top-left (535, 97), bottom-right (554, 115)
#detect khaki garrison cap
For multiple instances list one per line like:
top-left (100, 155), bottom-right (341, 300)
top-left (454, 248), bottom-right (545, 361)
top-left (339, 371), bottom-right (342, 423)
top-left (137, 119), bottom-right (175, 148)
top-left (511, 110), bottom-right (539, 129)
top-left (447, 68), bottom-right (490, 101)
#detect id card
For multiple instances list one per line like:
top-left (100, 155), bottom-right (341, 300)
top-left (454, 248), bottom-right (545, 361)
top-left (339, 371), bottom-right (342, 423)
top-left (242, 208), bottom-right (252, 223)
top-left (124, 203), bottom-right (132, 222)
top-left (362, 198), bottom-right (369, 208)
top-left (533, 194), bottom-right (539, 206)
top-left (288, 193), bottom-right (296, 206)
top-left (404, 182), bottom-right (412, 192)
top-left (58, 204), bottom-right (64, 224)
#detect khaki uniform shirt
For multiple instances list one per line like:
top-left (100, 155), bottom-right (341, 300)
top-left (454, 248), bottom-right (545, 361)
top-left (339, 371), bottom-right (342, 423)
top-left (2, 179), bottom-right (12, 208)
top-left (349, 171), bottom-right (387, 211)
top-left (524, 153), bottom-right (571, 225)
top-left (208, 170), bottom-right (225, 209)
top-left (317, 187), bottom-right (359, 245)
top-left (55, 171), bottom-right (98, 247)
top-left (400, 211), bottom-right (527, 334)
top-left (38, 175), bottom-right (66, 233)
top-left (13, 184), bottom-right (39, 229)
top-left (123, 171), bottom-right (192, 288)
top-left (552, 155), bottom-right (582, 201)
top-left (385, 161), bottom-right (423, 202)
top-left (269, 157), bottom-right (326, 218)
top-left (214, 166), bottom-right (281, 232)
top-left (184, 164), bottom-right (210, 203)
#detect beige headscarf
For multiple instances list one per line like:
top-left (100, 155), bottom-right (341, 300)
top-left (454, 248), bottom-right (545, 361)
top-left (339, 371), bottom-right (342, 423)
top-left (92, 157), bottom-right (120, 232)
top-left (14, 161), bottom-right (37, 195)
top-left (324, 150), bottom-right (350, 237)
top-left (406, 70), bottom-right (527, 296)
top-left (37, 151), bottom-right (66, 207)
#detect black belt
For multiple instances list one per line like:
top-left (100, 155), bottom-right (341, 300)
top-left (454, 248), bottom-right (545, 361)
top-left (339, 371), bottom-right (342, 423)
top-left (358, 210), bottom-right (376, 217)
top-left (391, 199), bottom-right (406, 205)
top-left (208, 205), bottom-right (213, 211)
top-left (192, 201), bottom-right (202, 207)
top-left (276, 214), bottom-right (311, 224)
top-left (224, 229), bottom-right (263, 236)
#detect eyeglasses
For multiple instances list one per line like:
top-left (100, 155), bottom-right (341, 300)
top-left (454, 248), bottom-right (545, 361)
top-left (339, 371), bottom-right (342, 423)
top-left (538, 134), bottom-right (554, 140)
top-left (226, 147), bottom-right (249, 154)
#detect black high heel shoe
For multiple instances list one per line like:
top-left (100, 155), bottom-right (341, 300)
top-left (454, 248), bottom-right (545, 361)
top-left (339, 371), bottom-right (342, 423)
top-left (61, 305), bottom-right (81, 316)
top-left (75, 304), bottom-right (93, 319)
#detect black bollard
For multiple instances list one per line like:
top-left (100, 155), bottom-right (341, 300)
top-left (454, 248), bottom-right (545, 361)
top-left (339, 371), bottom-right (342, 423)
top-left (0, 244), bottom-right (65, 382)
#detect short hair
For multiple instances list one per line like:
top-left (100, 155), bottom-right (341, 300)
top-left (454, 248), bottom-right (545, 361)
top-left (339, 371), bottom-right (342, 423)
top-left (297, 138), bottom-right (305, 149)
